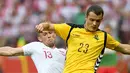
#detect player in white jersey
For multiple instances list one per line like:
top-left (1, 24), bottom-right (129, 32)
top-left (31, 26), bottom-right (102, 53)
top-left (0, 31), bottom-right (66, 73)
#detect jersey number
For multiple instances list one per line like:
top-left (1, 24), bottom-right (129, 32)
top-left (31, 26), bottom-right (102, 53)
top-left (44, 51), bottom-right (52, 58)
top-left (78, 43), bottom-right (89, 54)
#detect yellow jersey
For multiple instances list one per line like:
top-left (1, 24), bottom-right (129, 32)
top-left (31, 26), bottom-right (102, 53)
top-left (54, 23), bottom-right (120, 73)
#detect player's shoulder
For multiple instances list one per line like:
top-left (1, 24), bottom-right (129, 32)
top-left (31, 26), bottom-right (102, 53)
top-left (27, 41), bottom-right (45, 46)
top-left (97, 30), bottom-right (108, 34)
top-left (57, 48), bottom-right (66, 56)
top-left (66, 23), bottom-right (84, 28)
top-left (28, 41), bottom-right (42, 44)
top-left (55, 48), bottom-right (66, 52)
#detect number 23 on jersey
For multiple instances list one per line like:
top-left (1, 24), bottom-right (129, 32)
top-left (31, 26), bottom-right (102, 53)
top-left (78, 43), bottom-right (89, 54)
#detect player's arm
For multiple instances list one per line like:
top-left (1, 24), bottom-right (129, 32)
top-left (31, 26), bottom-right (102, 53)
top-left (114, 44), bottom-right (130, 54)
top-left (0, 46), bottom-right (24, 56)
top-left (36, 22), bottom-right (54, 32)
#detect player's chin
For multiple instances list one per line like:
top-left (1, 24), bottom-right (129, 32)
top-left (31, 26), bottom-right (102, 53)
top-left (90, 29), bottom-right (97, 32)
top-left (48, 43), bottom-right (55, 47)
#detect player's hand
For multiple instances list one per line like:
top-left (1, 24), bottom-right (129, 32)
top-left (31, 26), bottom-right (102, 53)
top-left (36, 23), bottom-right (44, 33)
top-left (35, 22), bottom-right (49, 33)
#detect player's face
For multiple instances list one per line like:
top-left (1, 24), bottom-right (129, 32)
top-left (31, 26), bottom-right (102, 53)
top-left (85, 12), bottom-right (103, 32)
top-left (38, 31), bottom-right (56, 47)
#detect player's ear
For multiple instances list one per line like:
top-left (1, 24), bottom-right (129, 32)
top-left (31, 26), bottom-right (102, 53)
top-left (54, 33), bottom-right (56, 38)
top-left (52, 32), bottom-right (56, 38)
top-left (38, 36), bottom-right (42, 42)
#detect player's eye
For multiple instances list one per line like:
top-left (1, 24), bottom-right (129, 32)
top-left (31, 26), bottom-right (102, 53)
top-left (43, 33), bottom-right (47, 36)
top-left (90, 19), bottom-right (94, 21)
top-left (49, 32), bottom-right (52, 34)
top-left (96, 20), bottom-right (101, 23)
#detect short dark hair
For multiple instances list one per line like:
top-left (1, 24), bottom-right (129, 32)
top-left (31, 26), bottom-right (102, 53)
top-left (86, 5), bottom-right (104, 17)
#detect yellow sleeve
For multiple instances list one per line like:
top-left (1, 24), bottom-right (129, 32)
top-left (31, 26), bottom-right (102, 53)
top-left (54, 23), bottom-right (71, 41)
top-left (106, 34), bottom-right (120, 50)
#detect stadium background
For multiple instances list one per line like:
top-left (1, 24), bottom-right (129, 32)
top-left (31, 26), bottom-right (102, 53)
top-left (0, 0), bottom-right (130, 73)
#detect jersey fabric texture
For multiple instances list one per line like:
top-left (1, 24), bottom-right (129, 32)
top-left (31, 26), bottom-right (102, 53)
top-left (54, 23), bottom-right (120, 73)
top-left (22, 42), bottom-right (66, 73)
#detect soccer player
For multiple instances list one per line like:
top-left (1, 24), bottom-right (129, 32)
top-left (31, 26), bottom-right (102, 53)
top-left (0, 31), bottom-right (66, 73)
top-left (36, 5), bottom-right (130, 73)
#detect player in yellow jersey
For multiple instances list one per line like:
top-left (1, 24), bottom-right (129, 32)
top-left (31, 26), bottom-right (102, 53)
top-left (36, 5), bottom-right (130, 73)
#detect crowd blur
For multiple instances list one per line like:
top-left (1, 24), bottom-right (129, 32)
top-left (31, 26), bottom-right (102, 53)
top-left (0, 0), bottom-right (130, 73)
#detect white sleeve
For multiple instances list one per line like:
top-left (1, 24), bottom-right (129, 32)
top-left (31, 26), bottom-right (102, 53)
top-left (22, 42), bottom-right (46, 56)
top-left (58, 48), bottom-right (66, 56)
top-left (22, 42), bottom-right (35, 56)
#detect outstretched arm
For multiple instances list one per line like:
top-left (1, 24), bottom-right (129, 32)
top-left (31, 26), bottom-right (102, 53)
top-left (36, 22), bottom-right (54, 33)
top-left (114, 44), bottom-right (130, 54)
top-left (0, 46), bottom-right (24, 56)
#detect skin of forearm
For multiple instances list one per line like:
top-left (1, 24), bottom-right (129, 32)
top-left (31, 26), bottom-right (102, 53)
top-left (120, 44), bottom-right (130, 54)
top-left (43, 23), bottom-right (50, 30)
top-left (42, 22), bottom-right (54, 31)
top-left (0, 46), bottom-right (16, 56)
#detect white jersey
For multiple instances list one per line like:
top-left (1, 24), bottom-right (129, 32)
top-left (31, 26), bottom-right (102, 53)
top-left (22, 42), bottom-right (66, 73)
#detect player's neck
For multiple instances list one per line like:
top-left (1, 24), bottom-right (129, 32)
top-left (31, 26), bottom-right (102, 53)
top-left (84, 24), bottom-right (100, 32)
top-left (84, 24), bottom-right (90, 32)
top-left (51, 45), bottom-right (56, 49)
